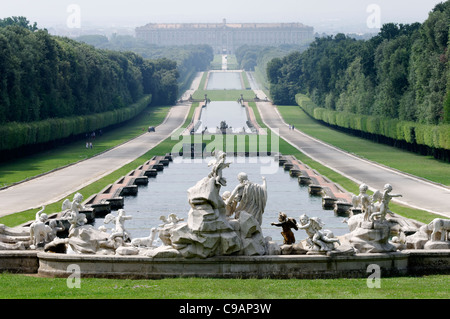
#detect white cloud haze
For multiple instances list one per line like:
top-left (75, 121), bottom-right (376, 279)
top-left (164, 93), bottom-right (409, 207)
top-left (0, 0), bottom-right (444, 32)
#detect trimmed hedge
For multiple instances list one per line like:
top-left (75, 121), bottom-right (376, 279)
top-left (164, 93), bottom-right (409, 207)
top-left (296, 94), bottom-right (450, 151)
top-left (0, 95), bottom-right (151, 151)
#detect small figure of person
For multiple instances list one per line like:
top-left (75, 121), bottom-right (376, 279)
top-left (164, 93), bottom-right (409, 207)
top-left (271, 212), bottom-right (298, 245)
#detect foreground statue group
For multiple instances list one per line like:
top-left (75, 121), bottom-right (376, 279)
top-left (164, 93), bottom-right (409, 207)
top-left (1, 152), bottom-right (449, 257)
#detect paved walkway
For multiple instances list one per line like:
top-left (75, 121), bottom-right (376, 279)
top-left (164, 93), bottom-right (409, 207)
top-left (253, 87), bottom-right (450, 218)
top-left (0, 72), bottom-right (204, 217)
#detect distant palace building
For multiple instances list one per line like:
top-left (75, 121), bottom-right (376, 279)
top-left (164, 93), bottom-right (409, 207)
top-left (135, 19), bottom-right (314, 54)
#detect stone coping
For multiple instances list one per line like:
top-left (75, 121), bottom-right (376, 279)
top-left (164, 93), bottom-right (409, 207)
top-left (0, 251), bottom-right (39, 274)
top-left (0, 250), bottom-right (448, 278)
top-left (35, 250), bottom-right (449, 279)
top-left (0, 250), bottom-right (38, 258)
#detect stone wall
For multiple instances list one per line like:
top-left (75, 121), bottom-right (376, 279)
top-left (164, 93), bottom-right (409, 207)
top-left (31, 250), bottom-right (449, 279)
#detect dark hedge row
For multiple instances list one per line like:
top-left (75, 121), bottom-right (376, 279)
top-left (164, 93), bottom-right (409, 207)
top-left (0, 95), bottom-right (151, 151)
top-left (296, 94), bottom-right (450, 154)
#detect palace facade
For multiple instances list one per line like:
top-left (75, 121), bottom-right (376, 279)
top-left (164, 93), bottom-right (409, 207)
top-left (135, 19), bottom-right (314, 54)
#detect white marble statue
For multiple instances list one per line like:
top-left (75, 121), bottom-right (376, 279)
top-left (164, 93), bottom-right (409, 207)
top-left (131, 227), bottom-right (158, 248)
top-left (44, 210), bottom-right (135, 255)
top-left (297, 214), bottom-right (340, 252)
top-left (369, 184), bottom-right (402, 222)
top-left (153, 160), bottom-right (268, 258)
top-left (62, 192), bottom-right (87, 235)
top-left (352, 183), bottom-right (372, 221)
top-left (225, 172), bottom-right (267, 225)
top-left (47, 219), bottom-right (65, 242)
top-left (405, 217), bottom-right (450, 250)
top-left (345, 184), bottom-right (402, 253)
top-left (208, 151), bottom-right (231, 186)
top-left (430, 218), bottom-right (450, 242)
top-left (222, 191), bottom-right (237, 217)
top-left (104, 209), bottom-right (132, 243)
top-left (157, 213), bottom-right (184, 246)
top-left (29, 206), bottom-right (52, 249)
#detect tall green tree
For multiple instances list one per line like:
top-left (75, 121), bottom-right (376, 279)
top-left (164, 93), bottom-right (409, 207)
top-left (0, 17), bottom-right (183, 125)
top-left (266, 1), bottom-right (449, 125)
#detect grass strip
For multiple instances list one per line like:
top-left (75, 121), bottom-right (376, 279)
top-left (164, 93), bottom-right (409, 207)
top-left (0, 273), bottom-right (448, 299)
top-left (241, 71), bottom-right (251, 89)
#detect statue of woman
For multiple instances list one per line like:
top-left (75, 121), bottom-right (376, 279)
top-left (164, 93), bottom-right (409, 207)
top-left (225, 172), bottom-right (267, 225)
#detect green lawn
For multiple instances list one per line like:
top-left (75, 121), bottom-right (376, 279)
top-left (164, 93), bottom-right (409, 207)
top-left (0, 105), bottom-right (171, 188)
top-left (209, 55), bottom-right (223, 70)
top-left (0, 273), bottom-right (448, 299)
top-left (198, 71), bottom-right (208, 90)
top-left (241, 71), bottom-right (251, 89)
top-left (225, 54), bottom-right (239, 70)
top-left (277, 105), bottom-right (450, 186)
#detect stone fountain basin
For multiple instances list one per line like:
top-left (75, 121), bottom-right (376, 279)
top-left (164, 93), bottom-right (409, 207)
top-left (35, 250), bottom-right (450, 279)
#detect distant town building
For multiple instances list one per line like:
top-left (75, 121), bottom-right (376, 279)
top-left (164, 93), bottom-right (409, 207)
top-left (135, 19), bottom-right (314, 54)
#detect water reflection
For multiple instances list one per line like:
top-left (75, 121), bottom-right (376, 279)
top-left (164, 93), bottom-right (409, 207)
top-left (206, 72), bottom-right (243, 90)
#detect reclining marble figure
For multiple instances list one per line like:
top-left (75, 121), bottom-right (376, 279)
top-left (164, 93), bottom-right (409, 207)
top-left (298, 214), bottom-right (340, 251)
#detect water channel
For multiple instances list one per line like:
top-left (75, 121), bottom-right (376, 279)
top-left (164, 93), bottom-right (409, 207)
top-left (95, 68), bottom-right (348, 245)
top-left (96, 156), bottom-right (348, 245)
top-left (195, 101), bottom-right (252, 134)
top-left (206, 71), bottom-right (243, 90)
top-left (197, 71), bottom-right (251, 133)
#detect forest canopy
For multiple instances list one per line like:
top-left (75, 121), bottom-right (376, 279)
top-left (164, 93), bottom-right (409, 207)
top-left (0, 17), bottom-right (181, 125)
top-left (267, 1), bottom-right (450, 125)
top-left (75, 34), bottom-right (214, 98)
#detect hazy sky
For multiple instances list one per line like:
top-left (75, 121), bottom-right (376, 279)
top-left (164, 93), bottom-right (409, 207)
top-left (0, 0), bottom-right (445, 30)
